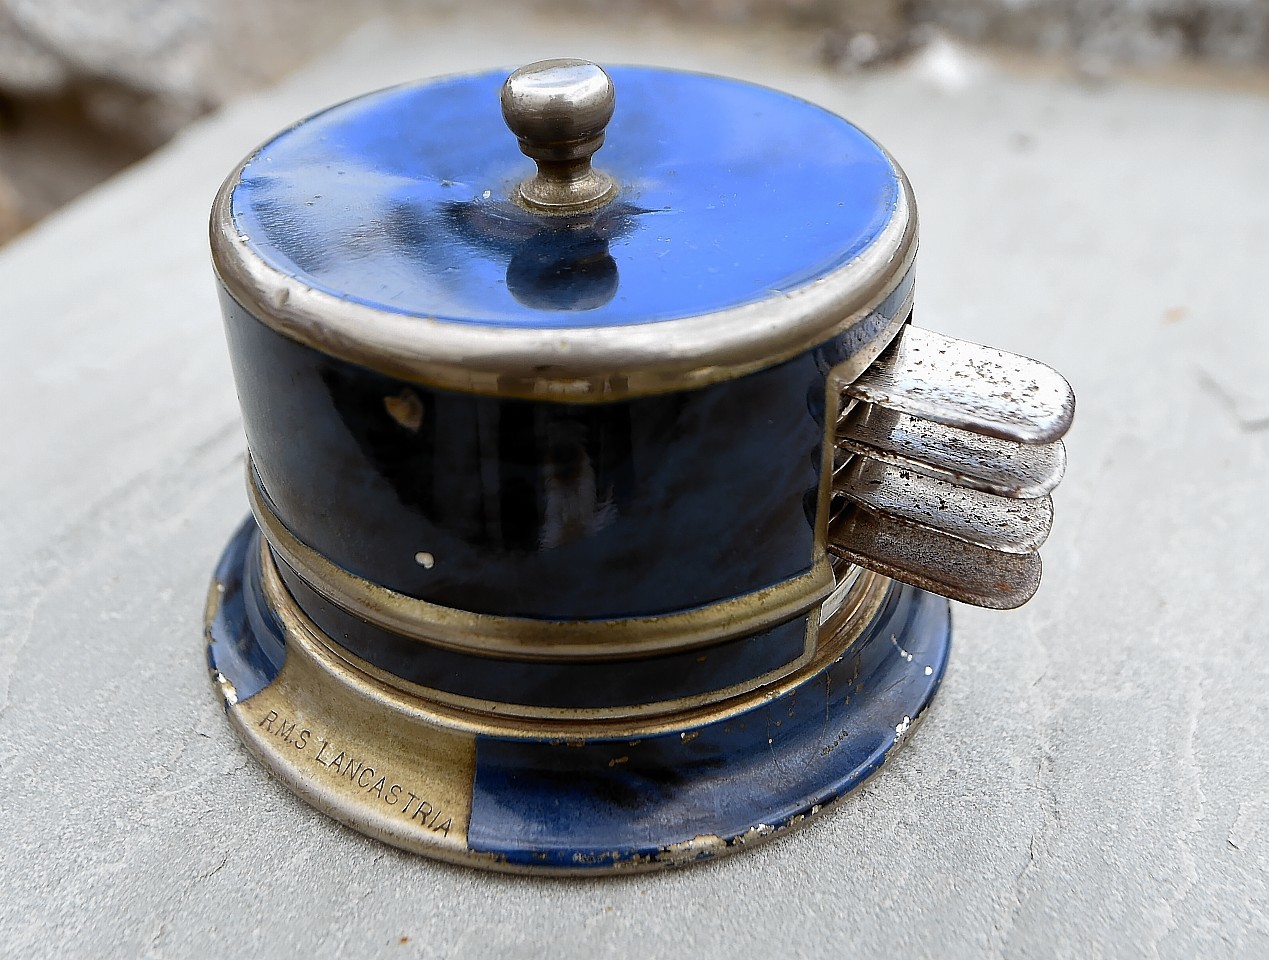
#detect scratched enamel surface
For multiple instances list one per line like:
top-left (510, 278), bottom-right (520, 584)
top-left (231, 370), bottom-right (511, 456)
top-left (207, 519), bottom-right (949, 872)
top-left (229, 67), bottom-right (900, 329)
top-left (466, 580), bottom-right (950, 869)
top-left (222, 290), bottom-right (825, 617)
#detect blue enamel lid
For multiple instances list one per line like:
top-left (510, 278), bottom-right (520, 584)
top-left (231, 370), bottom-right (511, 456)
top-left (213, 62), bottom-right (916, 398)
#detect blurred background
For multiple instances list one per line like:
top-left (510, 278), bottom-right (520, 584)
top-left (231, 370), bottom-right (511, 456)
top-left (1, 0), bottom-right (1268, 246)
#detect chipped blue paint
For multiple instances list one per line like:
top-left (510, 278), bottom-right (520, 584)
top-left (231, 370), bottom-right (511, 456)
top-left (208, 517), bottom-right (949, 870)
top-left (206, 518), bottom-right (285, 704)
top-left (466, 581), bottom-right (950, 869)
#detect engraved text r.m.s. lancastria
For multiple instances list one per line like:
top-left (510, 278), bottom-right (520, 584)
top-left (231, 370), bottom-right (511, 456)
top-left (257, 708), bottom-right (453, 836)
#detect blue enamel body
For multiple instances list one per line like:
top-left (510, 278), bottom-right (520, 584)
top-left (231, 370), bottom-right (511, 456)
top-left (220, 66), bottom-right (911, 627)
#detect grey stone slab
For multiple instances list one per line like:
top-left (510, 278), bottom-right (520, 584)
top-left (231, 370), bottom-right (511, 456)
top-left (1, 15), bottom-right (1266, 960)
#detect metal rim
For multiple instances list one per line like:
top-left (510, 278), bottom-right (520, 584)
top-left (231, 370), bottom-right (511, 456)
top-left (209, 89), bottom-right (917, 402)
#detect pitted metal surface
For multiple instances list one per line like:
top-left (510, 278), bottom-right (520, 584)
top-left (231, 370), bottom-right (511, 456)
top-left (847, 325), bottom-right (1075, 444)
top-left (838, 404), bottom-right (1067, 498)
top-left (835, 458), bottom-right (1053, 555)
top-left (828, 505), bottom-right (1044, 609)
top-left (832, 323), bottom-right (1070, 605)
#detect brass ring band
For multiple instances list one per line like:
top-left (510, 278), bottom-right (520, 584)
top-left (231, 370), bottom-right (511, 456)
top-left (247, 462), bottom-right (836, 663)
top-left (254, 529), bottom-right (892, 738)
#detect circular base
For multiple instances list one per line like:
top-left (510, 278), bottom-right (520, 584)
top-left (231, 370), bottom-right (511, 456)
top-left (206, 519), bottom-right (951, 874)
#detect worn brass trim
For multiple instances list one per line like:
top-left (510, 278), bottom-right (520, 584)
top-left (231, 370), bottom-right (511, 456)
top-left (217, 601), bottom-right (479, 864)
top-left (207, 528), bottom-right (910, 873)
top-left (247, 461), bottom-right (835, 663)
top-left (250, 534), bottom-right (890, 739)
top-left (211, 147), bottom-right (916, 401)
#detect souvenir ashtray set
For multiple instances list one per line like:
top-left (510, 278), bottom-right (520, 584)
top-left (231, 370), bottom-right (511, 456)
top-left (206, 59), bottom-right (1074, 873)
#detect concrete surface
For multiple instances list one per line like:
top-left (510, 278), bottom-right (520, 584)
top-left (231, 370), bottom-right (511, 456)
top-left (6, 0), bottom-right (1269, 243)
top-left (2, 11), bottom-right (1267, 960)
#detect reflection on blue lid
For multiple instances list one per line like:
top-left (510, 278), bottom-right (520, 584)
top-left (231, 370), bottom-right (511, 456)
top-left (231, 67), bottom-right (900, 330)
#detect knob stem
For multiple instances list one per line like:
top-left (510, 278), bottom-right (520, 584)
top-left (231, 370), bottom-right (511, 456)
top-left (500, 59), bottom-right (617, 214)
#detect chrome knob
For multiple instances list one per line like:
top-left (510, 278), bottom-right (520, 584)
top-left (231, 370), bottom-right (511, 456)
top-left (500, 59), bottom-right (618, 213)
